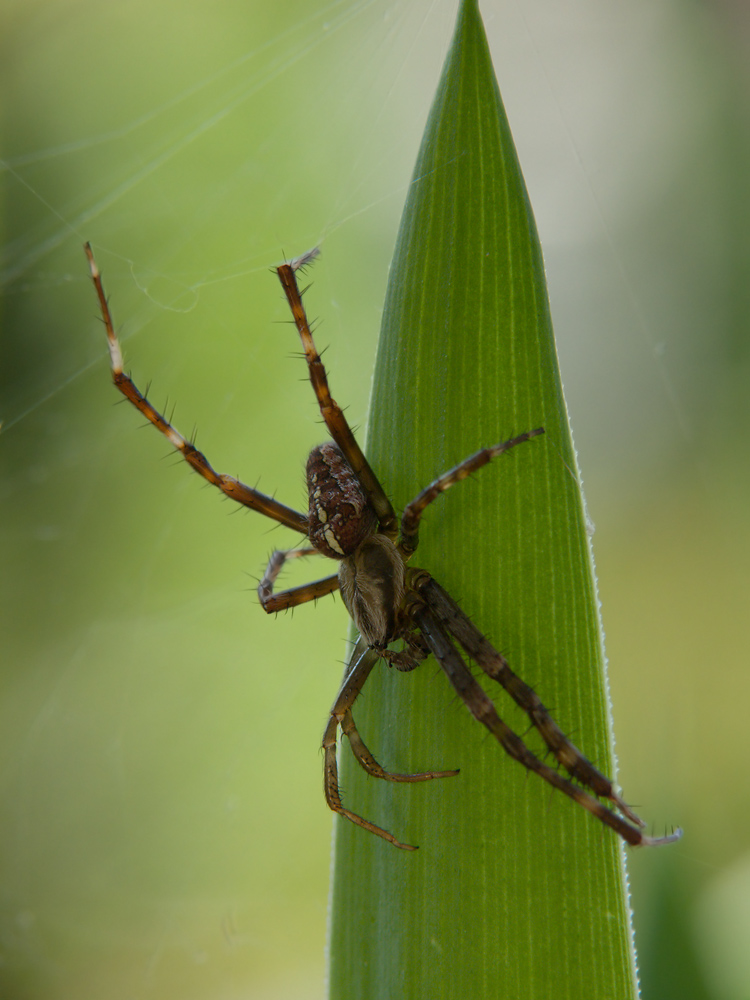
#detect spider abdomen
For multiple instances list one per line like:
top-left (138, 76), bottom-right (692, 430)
top-left (307, 443), bottom-right (378, 559)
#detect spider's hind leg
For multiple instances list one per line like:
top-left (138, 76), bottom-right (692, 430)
top-left (398, 429), bottom-right (544, 558)
top-left (276, 253), bottom-right (397, 538)
top-left (85, 244), bottom-right (310, 535)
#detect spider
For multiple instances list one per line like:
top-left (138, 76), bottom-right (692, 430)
top-left (85, 243), bottom-right (681, 851)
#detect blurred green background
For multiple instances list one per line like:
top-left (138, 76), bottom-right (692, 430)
top-left (2, 1), bottom-right (749, 998)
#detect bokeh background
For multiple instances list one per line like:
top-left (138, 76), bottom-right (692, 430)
top-left (2, 1), bottom-right (749, 998)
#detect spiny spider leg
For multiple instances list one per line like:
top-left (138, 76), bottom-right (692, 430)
top-left (276, 251), bottom-right (398, 538)
top-left (399, 429), bottom-right (544, 557)
top-left (258, 547), bottom-right (339, 612)
top-left (421, 577), bottom-right (644, 827)
top-left (322, 643), bottom-right (418, 850)
top-left (413, 603), bottom-right (682, 847)
top-left (322, 639), bottom-right (458, 851)
top-left (86, 244), bottom-right (308, 534)
top-left (341, 708), bottom-right (459, 784)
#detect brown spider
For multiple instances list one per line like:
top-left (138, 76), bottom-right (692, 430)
top-left (85, 243), bottom-right (681, 851)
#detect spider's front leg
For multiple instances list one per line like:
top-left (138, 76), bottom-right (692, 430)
top-left (322, 644), bottom-right (416, 851)
top-left (322, 640), bottom-right (459, 851)
top-left (421, 577), bottom-right (646, 826)
top-left (412, 599), bottom-right (681, 847)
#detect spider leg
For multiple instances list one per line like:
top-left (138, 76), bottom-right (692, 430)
top-left (399, 429), bottom-right (544, 558)
top-left (336, 628), bottom-right (457, 781)
top-left (342, 708), bottom-right (459, 783)
top-left (413, 604), bottom-right (681, 847)
top-left (276, 252), bottom-right (398, 539)
top-left (322, 642), bottom-right (417, 850)
top-left (340, 625), bottom-right (458, 780)
top-left (258, 547), bottom-right (339, 612)
top-left (86, 245), bottom-right (308, 534)
top-left (421, 577), bottom-right (645, 827)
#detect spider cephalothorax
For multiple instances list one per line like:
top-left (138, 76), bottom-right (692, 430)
top-left (86, 243), bottom-right (681, 851)
top-left (307, 440), bottom-right (406, 651)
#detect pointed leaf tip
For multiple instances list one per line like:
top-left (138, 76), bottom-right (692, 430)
top-left (329, 4), bottom-right (638, 998)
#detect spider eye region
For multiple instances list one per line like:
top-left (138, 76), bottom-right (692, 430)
top-left (307, 443), bottom-right (378, 559)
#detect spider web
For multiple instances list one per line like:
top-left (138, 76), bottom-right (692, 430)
top-left (1, 1), bottom-right (743, 998)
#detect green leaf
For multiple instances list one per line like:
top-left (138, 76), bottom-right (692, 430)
top-left (328, 2), bottom-right (637, 998)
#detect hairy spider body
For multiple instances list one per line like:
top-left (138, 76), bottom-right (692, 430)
top-left (86, 243), bottom-right (681, 852)
top-left (308, 443), bottom-right (379, 558)
top-left (339, 534), bottom-right (406, 651)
